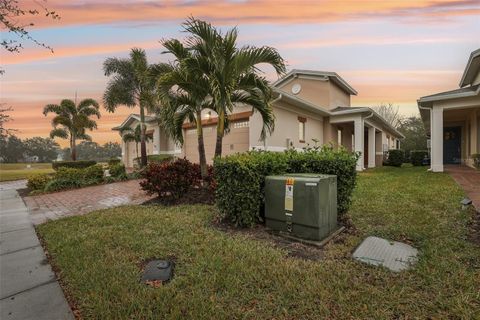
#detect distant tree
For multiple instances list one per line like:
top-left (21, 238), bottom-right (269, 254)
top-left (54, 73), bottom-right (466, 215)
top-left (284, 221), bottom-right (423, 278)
top-left (103, 48), bottom-right (166, 167)
top-left (373, 103), bottom-right (403, 129)
top-left (23, 136), bottom-right (59, 162)
top-left (76, 141), bottom-right (101, 161)
top-left (0, 105), bottom-right (15, 137)
top-left (43, 98), bottom-right (101, 161)
top-left (0, 134), bottom-right (24, 162)
top-left (101, 142), bottom-right (121, 159)
top-left (398, 116), bottom-right (428, 154)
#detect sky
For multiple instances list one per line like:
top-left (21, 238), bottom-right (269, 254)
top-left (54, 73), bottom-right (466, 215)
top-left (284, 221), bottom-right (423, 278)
top-left (1, 0), bottom-right (479, 146)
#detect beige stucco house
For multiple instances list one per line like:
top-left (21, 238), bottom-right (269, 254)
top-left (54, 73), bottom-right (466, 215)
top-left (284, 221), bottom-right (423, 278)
top-left (114, 69), bottom-right (404, 171)
top-left (418, 49), bottom-right (480, 172)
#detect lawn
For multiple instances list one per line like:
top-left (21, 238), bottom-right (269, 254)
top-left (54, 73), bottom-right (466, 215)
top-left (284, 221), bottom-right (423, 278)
top-left (0, 163), bottom-right (54, 182)
top-left (37, 167), bottom-right (480, 319)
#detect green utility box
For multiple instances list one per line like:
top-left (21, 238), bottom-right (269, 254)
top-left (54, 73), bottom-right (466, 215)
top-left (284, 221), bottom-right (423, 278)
top-left (264, 174), bottom-right (337, 241)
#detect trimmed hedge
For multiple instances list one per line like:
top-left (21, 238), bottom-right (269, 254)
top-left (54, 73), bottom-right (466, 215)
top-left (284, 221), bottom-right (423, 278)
top-left (109, 163), bottom-right (127, 179)
top-left (214, 147), bottom-right (359, 227)
top-left (385, 150), bottom-right (404, 167)
top-left (108, 158), bottom-right (121, 166)
top-left (134, 154), bottom-right (173, 167)
top-left (410, 150), bottom-right (428, 166)
top-left (52, 160), bottom-right (96, 170)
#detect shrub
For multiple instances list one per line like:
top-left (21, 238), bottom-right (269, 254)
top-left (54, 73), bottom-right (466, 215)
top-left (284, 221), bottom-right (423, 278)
top-left (410, 150), bottom-right (428, 166)
top-left (52, 160), bottom-right (96, 170)
top-left (108, 158), bottom-right (121, 166)
top-left (109, 163), bottom-right (127, 179)
top-left (472, 154), bottom-right (480, 169)
top-left (140, 158), bottom-right (202, 204)
top-left (214, 147), bottom-right (358, 227)
top-left (134, 155), bottom-right (173, 167)
top-left (44, 178), bottom-right (82, 192)
top-left (27, 173), bottom-right (52, 191)
top-left (385, 150), bottom-right (404, 167)
top-left (45, 165), bottom-right (104, 192)
top-left (81, 164), bottom-right (105, 185)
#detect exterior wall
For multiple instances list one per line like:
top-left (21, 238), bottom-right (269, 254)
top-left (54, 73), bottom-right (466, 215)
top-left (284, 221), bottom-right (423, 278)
top-left (329, 82), bottom-right (351, 108)
top-left (249, 101), bottom-right (324, 150)
top-left (277, 77), bottom-right (351, 110)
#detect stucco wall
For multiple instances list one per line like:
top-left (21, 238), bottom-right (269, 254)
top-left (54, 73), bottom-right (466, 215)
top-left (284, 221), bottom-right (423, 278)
top-left (250, 101), bottom-right (324, 150)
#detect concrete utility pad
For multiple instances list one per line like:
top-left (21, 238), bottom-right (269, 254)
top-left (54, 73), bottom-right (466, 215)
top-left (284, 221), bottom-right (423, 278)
top-left (353, 236), bottom-right (418, 272)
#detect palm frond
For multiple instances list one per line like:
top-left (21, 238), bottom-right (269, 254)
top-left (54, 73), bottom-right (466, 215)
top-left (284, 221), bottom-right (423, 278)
top-left (49, 128), bottom-right (69, 139)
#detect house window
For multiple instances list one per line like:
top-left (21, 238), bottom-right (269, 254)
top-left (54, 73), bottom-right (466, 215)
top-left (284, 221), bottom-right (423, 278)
top-left (351, 134), bottom-right (355, 151)
top-left (337, 129), bottom-right (342, 147)
top-left (298, 116), bottom-right (306, 143)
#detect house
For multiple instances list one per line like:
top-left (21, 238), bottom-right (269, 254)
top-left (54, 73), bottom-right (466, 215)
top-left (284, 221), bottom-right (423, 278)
top-left (113, 69), bottom-right (404, 171)
top-left (418, 49), bottom-right (480, 172)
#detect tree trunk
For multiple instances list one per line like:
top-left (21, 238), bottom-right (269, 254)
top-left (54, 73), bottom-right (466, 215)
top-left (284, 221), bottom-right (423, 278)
top-left (71, 136), bottom-right (77, 161)
top-left (139, 105), bottom-right (148, 167)
top-left (214, 110), bottom-right (225, 158)
top-left (196, 110), bottom-right (208, 181)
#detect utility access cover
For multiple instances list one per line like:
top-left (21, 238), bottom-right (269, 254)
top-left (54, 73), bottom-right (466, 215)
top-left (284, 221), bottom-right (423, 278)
top-left (353, 236), bottom-right (418, 272)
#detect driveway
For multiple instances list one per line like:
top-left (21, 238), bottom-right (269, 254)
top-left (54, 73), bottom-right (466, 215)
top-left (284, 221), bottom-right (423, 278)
top-left (445, 165), bottom-right (480, 212)
top-left (23, 179), bottom-right (153, 225)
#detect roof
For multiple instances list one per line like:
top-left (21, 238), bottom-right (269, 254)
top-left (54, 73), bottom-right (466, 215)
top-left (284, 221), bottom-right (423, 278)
top-left (459, 48), bottom-right (480, 87)
top-left (272, 87), bottom-right (331, 116)
top-left (272, 69), bottom-right (358, 95)
top-left (112, 114), bottom-right (158, 130)
top-left (418, 84), bottom-right (480, 104)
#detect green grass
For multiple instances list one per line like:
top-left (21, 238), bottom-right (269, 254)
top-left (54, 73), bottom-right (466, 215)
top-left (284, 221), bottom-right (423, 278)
top-left (0, 163), bottom-right (54, 182)
top-left (37, 167), bottom-right (480, 319)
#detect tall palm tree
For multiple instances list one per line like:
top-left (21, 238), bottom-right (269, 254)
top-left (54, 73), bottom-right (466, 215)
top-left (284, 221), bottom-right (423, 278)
top-left (183, 18), bottom-right (286, 157)
top-left (43, 98), bottom-right (100, 161)
top-left (120, 123), bottom-right (151, 160)
top-left (103, 48), bottom-right (167, 167)
top-left (157, 38), bottom-right (212, 180)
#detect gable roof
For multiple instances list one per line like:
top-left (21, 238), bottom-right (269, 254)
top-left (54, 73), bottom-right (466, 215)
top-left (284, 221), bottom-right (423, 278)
top-left (459, 48), bottom-right (480, 87)
top-left (418, 84), bottom-right (480, 105)
top-left (112, 114), bottom-right (158, 130)
top-left (272, 69), bottom-right (358, 95)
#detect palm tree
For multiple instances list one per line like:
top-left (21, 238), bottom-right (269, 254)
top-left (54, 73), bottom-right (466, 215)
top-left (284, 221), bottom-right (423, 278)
top-left (120, 123), bottom-right (151, 160)
top-left (103, 48), bottom-right (167, 167)
top-left (43, 98), bottom-right (100, 161)
top-left (183, 18), bottom-right (286, 157)
top-left (157, 39), bottom-right (212, 180)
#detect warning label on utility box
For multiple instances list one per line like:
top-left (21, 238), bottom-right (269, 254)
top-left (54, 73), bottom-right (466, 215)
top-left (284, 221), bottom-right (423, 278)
top-left (285, 178), bottom-right (294, 211)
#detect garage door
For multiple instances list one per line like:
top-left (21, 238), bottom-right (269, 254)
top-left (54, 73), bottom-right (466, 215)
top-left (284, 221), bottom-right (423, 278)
top-left (184, 120), bottom-right (250, 164)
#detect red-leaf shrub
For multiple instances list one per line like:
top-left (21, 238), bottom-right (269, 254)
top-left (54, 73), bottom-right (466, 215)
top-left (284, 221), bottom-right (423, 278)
top-left (140, 158), bottom-right (215, 204)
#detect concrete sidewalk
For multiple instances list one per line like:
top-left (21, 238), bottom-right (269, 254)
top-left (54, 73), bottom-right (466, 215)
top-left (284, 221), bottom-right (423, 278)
top-left (0, 188), bottom-right (73, 320)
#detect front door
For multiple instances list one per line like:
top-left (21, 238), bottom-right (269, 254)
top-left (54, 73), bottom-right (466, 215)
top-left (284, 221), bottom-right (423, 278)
top-left (443, 126), bottom-right (461, 164)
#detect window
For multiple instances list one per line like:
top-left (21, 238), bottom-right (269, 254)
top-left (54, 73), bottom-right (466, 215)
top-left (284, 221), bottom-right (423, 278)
top-left (298, 116), bottom-right (306, 142)
top-left (337, 129), bottom-right (342, 146)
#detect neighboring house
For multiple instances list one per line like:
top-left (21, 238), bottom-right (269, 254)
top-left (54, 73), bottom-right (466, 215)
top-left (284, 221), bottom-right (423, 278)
top-left (113, 69), bottom-right (404, 171)
top-left (418, 49), bottom-right (480, 172)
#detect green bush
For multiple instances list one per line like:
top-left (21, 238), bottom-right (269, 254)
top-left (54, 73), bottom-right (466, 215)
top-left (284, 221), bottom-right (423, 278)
top-left (410, 150), bottom-right (428, 166)
top-left (27, 173), bottom-right (53, 191)
top-left (385, 150), bottom-right (404, 167)
top-left (108, 158), bottom-right (121, 166)
top-left (472, 154), bottom-right (480, 169)
top-left (214, 147), bottom-right (358, 227)
top-left (44, 165), bottom-right (104, 192)
top-left (44, 179), bottom-right (82, 192)
top-left (52, 160), bottom-right (96, 170)
top-left (109, 163), bottom-right (127, 179)
top-left (133, 154), bottom-right (173, 167)
top-left (81, 164), bottom-right (105, 185)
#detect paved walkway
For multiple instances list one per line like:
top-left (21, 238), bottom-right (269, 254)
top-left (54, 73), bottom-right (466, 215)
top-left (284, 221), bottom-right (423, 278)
top-left (445, 165), bottom-right (480, 212)
top-left (0, 188), bottom-right (73, 320)
top-left (24, 179), bottom-right (153, 225)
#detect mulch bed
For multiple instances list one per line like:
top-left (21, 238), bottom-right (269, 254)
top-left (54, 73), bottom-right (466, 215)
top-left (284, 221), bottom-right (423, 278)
top-left (142, 186), bottom-right (215, 206)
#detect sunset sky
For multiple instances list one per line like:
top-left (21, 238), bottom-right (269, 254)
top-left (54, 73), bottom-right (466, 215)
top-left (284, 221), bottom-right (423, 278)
top-left (1, 0), bottom-right (479, 146)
